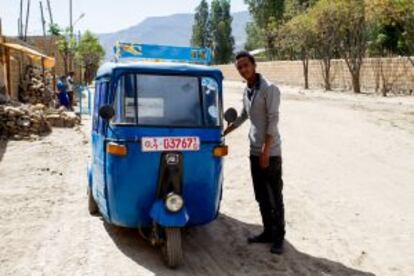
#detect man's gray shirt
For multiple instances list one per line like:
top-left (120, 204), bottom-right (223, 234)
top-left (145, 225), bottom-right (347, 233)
top-left (233, 74), bottom-right (282, 157)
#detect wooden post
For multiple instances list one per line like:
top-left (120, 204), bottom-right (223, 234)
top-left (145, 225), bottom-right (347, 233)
top-left (52, 67), bottom-right (56, 93)
top-left (4, 48), bottom-right (11, 97)
top-left (39, 1), bottom-right (46, 37)
top-left (20, 0), bottom-right (23, 39)
top-left (41, 57), bottom-right (45, 83)
top-left (78, 30), bottom-right (82, 85)
top-left (46, 0), bottom-right (53, 25)
top-left (24, 0), bottom-right (31, 41)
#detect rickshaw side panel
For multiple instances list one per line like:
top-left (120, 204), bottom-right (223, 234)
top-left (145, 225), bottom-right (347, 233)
top-left (91, 132), bottom-right (110, 220)
top-left (90, 80), bottom-right (112, 220)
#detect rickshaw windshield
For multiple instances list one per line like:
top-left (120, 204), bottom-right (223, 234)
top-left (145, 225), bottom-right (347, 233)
top-left (112, 74), bottom-right (221, 127)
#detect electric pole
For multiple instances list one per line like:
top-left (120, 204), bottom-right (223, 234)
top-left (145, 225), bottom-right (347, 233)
top-left (69, 0), bottom-right (73, 37)
top-left (19, 0), bottom-right (23, 39)
top-left (24, 0), bottom-right (31, 40)
top-left (39, 1), bottom-right (46, 37)
top-left (46, 0), bottom-right (54, 25)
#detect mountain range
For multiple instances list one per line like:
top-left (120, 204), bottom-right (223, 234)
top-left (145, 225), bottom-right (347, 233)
top-left (98, 11), bottom-right (251, 60)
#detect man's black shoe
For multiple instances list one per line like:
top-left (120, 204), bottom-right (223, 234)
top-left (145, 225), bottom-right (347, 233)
top-left (270, 241), bottom-right (284, 254)
top-left (247, 232), bottom-right (272, 244)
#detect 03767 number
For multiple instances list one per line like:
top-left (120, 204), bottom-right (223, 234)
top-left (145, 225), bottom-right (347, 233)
top-left (141, 137), bottom-right (200, 152)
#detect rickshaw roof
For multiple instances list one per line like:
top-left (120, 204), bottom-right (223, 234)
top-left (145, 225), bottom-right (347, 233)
top-left (96, 61), bottom-right (223, 81)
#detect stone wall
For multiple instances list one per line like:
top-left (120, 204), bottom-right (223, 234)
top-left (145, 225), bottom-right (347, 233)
top-left (218, 58), bottom-right (414, 95)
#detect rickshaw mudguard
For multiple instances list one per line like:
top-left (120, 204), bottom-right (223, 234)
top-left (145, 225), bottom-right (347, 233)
top-left (150, 199), bottom-right (189, 227)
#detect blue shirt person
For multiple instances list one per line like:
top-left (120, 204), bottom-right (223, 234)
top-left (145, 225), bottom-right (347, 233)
top-left (57, 76), bottom-right (70, 109)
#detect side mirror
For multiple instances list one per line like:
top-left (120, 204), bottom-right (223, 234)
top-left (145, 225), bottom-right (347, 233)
top-left (99, 105), bottom-right (115, 120)
top-left (224, 108), bottom-right (238, 124)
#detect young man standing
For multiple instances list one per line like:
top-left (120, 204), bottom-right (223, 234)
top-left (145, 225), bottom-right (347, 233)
top-left (66, 72), bottom-right (75, 110)
top-left (224, 51), bottom-right (285, 254)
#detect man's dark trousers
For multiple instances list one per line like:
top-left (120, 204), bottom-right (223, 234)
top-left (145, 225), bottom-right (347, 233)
top-left (250, 155), bottom-right (285, 244)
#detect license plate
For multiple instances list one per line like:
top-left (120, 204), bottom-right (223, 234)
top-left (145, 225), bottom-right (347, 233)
top-left (141, 136), bottom-right (200, 152)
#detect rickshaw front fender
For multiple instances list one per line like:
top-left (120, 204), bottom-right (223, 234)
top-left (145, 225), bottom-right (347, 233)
top-left (150, 199), bottom-right (189, 227)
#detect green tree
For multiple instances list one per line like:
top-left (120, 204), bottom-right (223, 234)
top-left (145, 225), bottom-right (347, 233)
top-left (279, 12), bottom-right (316, 89)
top-left (75, 31), bottom-right (105, 84)
top-left (366, 0), bottom-right (414, 95)
top-left (49, 24), bottom-right (77, 75)
top-left (191, 0), bottom-right (211, 47)
top-left (48, 23), bottom-right (62, 36)
top-left (396, 0), bottom-right (414, 67)
top-left (245, 0), bottom-right (285, 59)
top-left (366, 0), bottom-right (407, 56)
top-left (284, 0), bottom-right (318, 19)
top-left (403, 17), bottom-right (414, 67)
top-left (211, 0), bottom-right (234, 64)
top-left (337, 0), bottom-right (367, 93)
top-left (244, 21), bottom-right (264, 51)
top-left (309, 0), bottom-right (342, 91)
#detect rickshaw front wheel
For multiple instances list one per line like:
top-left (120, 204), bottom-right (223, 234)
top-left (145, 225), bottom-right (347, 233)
top-left (162, 228), bottom-right (183, 268)
top-left (88, 189), bottom-right (99, 216)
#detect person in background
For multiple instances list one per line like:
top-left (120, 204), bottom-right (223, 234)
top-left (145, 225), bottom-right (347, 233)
top-left (57, 76), bottom-right (70, 109)
top-left (66, 72), bottom-right (75, 110)
top-left (224, 51), bottom-right (286, 254)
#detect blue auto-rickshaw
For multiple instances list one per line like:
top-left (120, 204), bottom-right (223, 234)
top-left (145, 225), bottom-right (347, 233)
top-left (87, 43), bottom-right (237, 268)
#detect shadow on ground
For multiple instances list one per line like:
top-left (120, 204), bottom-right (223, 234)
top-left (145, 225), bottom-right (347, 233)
top-left (103, 214), bottom-right (375, 276)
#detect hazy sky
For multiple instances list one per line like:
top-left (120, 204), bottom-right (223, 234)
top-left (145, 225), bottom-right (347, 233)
top-left (0, 0), bottom-right (248, 36)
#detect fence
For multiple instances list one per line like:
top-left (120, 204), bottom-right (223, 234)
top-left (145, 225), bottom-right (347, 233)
top-left (218, 57), bottom-right (414, 95)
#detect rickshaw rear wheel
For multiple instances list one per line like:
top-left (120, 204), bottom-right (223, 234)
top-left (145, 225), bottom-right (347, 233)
top-left (162, 228), bottom-right (183, 268)
top-left (88, 189), bottom-right (99, 216)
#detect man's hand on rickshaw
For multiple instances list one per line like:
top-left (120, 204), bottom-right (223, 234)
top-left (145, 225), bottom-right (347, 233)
top-left (223, 124), bottom-right (236, 137)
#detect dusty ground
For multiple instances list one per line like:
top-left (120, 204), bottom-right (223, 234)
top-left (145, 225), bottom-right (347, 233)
top-left (0, 82), bottom-right (413, 276)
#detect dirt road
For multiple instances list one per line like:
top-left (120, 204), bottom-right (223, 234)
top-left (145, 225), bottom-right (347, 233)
top-left (0, 82), bottom-right (413, 275)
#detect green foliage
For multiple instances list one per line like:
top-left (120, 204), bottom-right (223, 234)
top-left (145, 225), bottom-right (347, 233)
top-left (337, 0), bottom-right (367, 93)
top-left (244, 22), bottom-right (265, 51)
top-left (284, 0), bottom-right (318, 19)
top-left (278, 12), bottom-right (316, 88)
top-left (210, 0), bottom-right (235, 64)
top-left (245, 0), bottom-right (285, 28)
top-left (48, 23), bottom-right (62, 36)
top-left (366, 0), bottom-right (414, 59)
top-left (245, 0), bottom-right (413, 92)
top-left (279, 11), bottom-right (316, 59)
top-left (309, 0), bottom-right (343, 58)
top-left (191, 0), bottom-right (211, 47)
top-left (56, 33), bottom-right (77, 58)
top-left (49, 24), bottom-right (77, 75)
top-left (245, 0), bottom-right (285, 59)
top-left (399, 1), bottom-right (414, 65)
top-left (75, 31), bottom-right (105, 84)
top-left (190, 0), bottom-right (234, 64)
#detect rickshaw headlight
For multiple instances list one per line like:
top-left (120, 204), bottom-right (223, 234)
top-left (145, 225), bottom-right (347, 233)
top-left (165, 193), bottom-right (184, 212)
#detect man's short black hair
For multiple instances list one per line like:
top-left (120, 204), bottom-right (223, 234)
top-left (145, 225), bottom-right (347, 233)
top-left (235, 51), bottom-right (256, 65)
